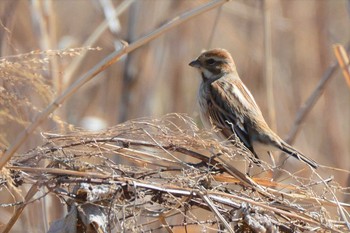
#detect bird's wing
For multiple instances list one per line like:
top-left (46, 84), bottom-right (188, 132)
top-left (206, 100), bottom-right (250, 148)
top-left (208, 77), bottom-right (319, 169)
top-left (207, 77), bottom-right (262, 153)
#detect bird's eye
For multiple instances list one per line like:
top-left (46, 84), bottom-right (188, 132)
top-left (206, 59), bottom-right (216, 65)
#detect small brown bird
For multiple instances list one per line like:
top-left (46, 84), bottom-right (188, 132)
top-left (189, 48), bottom-right (318, 169)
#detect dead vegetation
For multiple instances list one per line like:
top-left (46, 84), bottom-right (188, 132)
top-left (2, 114), bottom-right (349, 232)
top-left (0, 0), bottom-right (350, 232)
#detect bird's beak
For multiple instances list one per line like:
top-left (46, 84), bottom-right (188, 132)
top-left (189, 59), bottom-right (201, 68)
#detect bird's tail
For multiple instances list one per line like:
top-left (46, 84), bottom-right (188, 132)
top-left (280, 141), bottom-right (318, 169)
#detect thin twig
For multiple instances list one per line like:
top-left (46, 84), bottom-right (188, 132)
top-left (2, 181), bottom-right (41, 233)
top-left (199, 189), bottom-right (234, 233)
top-left (313, 169), bottom-right (350, 231)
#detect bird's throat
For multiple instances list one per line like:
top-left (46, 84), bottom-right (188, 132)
top-left (201, 69), bottom-right (223, 83)
top-left (201, 72), bottom-right (208, 82)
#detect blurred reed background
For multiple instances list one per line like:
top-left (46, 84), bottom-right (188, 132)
top-left (1, 0), bottom-right (350, 231)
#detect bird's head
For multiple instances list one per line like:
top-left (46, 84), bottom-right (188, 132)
top-left (189, 48), bottom-right (236, 80)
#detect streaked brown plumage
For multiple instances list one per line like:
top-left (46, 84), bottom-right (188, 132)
top-left (189, 48), bottom-right (318, 169)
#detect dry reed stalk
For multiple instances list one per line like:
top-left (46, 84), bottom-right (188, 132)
top-left (285, 53), bottom-right (342, 144)
top-left (284, 40), bottom-right (350, 162)
top-left (263, 0), bottom-right (276, 131)
top-left (2, 181), bottom-right (41, 233)
top-left (333, 44), bottom-right (350, 88)
top-left (63, 0), bottom-right (134, 86)
top-left (206, 5), bottom-right (223, 48)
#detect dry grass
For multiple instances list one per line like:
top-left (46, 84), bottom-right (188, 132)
top-left (4, 114), bottom-right (350, 232)
top-left (0, 0), bottom-right (350, 232)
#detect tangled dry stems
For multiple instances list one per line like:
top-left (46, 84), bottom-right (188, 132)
top-left (0, 1), bottom-right (349, 232)
top-left (3, 114), bottom-right (349, 232)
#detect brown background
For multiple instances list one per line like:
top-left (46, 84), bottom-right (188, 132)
top-left (1, 0), bottom-right (350, 231)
